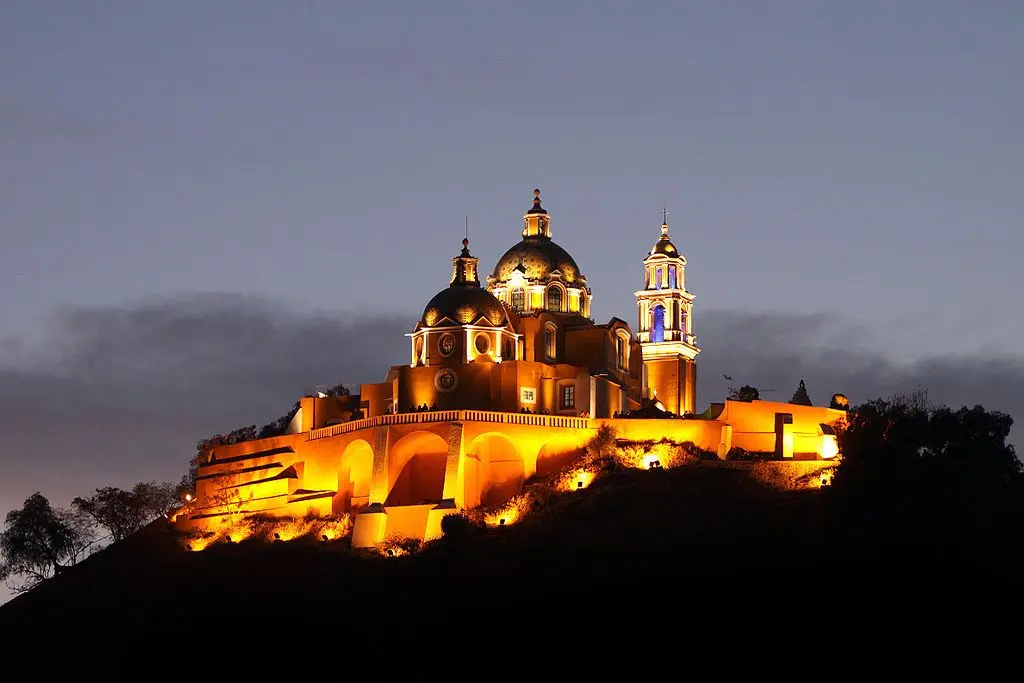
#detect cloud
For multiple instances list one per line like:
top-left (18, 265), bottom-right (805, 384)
top-left (3, 293), bottom-right (411, 421)
top-left (1, 297), bottom-right (1022, 526)
top-left (0, 294), bottom-right (411, 523)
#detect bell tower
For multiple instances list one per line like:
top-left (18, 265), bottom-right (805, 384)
top-left (634, 212), bottom-right (700, 415)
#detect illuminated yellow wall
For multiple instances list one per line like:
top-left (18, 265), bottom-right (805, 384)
top-left (359, 382), bottom-right (392, 418)
top-left (180, 399), bottom-right (846, 542)
top-left (716, 400), bottom-right (846, 458)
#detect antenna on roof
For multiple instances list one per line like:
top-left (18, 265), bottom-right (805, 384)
top-left (465, 214), bottom-right (469, 241)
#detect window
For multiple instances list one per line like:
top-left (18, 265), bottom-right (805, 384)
top-left (561, 385), bottom-right (575, 409)
top-left (544, 324), bottom-right (557, 361)
top-left (547, 286), bottom-right (563, 312)
top-left (655, 267), bottom-right (663, 290)
top-left (503, 337), bottom-right (514, 360)
top-left (511, 288), bottom-right (525, 311)
top-left (520, 387), bottom-right (537, 404)
top-left (668, 266), bottom-right (676, 289)
top-left (474, 333), bottom-right (489, 356)
top-left (680, 309), bottom-right (688, 335)
top-left (652, 305), bottom-right (665, 342)
top-left (616, 334), bottom-right (628, 369)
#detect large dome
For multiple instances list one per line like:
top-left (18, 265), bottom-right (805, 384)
top-left (491, 238), bottom-right (583, 285)
top-left (421, 286), bottom-right (509, 328)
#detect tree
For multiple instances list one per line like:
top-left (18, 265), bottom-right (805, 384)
top-left (829, 392), bottom-right (1022, 539)
top-left (1, 493), bottom-right (97, 593)
top-left (72, 481), bottom-right (177, 543)
top-left (790, 379), bottom-right (812, 406)
top-left (728, 385), bottom-right (760, 402)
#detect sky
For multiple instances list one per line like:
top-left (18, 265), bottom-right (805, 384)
top-left (1, 1), bottom-right (1022, 598)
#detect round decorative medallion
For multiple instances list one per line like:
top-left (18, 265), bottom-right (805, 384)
top-left (438, 333), bottom-right (455, 357)
top-left (434, 368), bottom-right (458, 393)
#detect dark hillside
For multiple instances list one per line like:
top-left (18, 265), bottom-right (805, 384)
top-left (1, 465), bottom-right (1017, 647)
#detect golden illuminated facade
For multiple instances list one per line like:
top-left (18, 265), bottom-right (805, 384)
top-left (176, 190), bottom-right (846, 547)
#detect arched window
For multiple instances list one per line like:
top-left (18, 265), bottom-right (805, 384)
top-left (503, 336), bottom-right (514, 360)
top-left (544, 324), bottom-right (557, 361)
top-left (616, 333), bottom-right (628, 369)
top-left (511, 288), bottom-right (525, 311)
top-left (652, 305), bottom-right (665, 342)
top-left (655, 267), bottom-right (663, 290)
top-left (668, 266), bottom-right (677, 289)
top-left (547, 286), bottom-right (563, 312)
top-left (680, 308), bottom-right (688, 335)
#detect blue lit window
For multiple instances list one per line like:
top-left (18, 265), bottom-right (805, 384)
top-left (652, 306), bottom-right (665, 342)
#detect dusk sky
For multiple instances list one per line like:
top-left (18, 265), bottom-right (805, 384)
top-left (1, 1), bottom-right (1022, 598)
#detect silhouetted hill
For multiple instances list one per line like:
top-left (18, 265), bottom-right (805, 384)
top-left (1, 465), bottom-right (1017, 649)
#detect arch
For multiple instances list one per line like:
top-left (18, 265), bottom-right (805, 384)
top-left (502, 335), bottom-right (514, 361)
top-left (414, 337), bottom-right (424, 366)
top-left (680, 307), bottom-right (688, 335)
top-left (335, 439), bottom-right (374, 514)
top-left (510, 288), bottom-right (525, 311)
top-left (668, 265), bottom-right (677, 289)
top-left (385, 431), bottom-right (449, 507)
top-left (655, 266), bottom-right (663, 290)
top-left (464, 432), bottom-right (524, 509)
top-left (536, 439), bottom-right (584, 478)
top-left (652, 305), bottom-right (665, 342)
top-left (546, 285), bottom-right (564, 312)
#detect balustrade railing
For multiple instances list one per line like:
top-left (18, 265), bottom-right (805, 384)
top-left (307, 409), bottom-right (591, 440)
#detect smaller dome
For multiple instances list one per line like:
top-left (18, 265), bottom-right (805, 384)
top-left (650, 221), bottom-right (680, 257)
top-left (421, 286), bottom-right (509, 328)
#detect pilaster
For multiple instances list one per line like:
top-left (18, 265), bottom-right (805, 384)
top-left (368, 425), bottom-right (390, 504)
top-left (440, 421), bottom-right (466, 506)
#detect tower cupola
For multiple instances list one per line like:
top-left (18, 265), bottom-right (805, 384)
top-left (522, 188), bottom-right (551, 238)
top-left (450, 238), bottom-right (480, 287)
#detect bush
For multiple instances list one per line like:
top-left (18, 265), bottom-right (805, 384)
top-left (441, 512), bottom-right (473, 539)
top-left (726, 447), bottom-right (752, 461)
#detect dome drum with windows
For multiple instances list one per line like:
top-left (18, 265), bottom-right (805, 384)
top-left (486, 189), bottom-right (592, 318)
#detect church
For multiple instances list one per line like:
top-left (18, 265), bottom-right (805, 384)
top-left (177, 190), bottom-right (846, 546)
